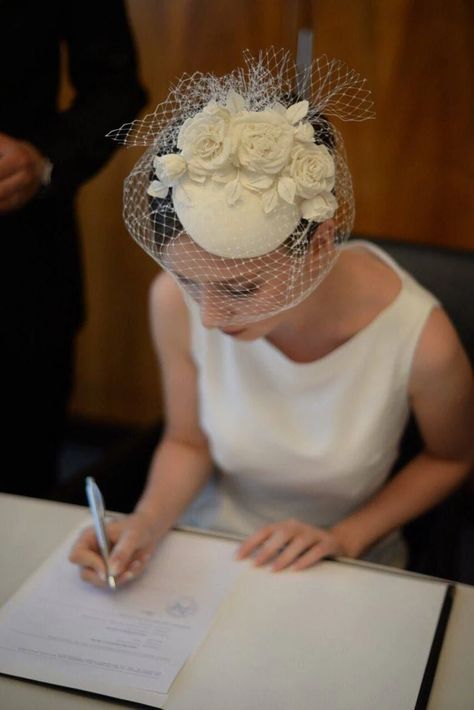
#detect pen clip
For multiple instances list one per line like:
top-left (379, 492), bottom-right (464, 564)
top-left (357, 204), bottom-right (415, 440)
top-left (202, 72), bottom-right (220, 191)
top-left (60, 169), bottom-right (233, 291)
top-left (86, 476), bottom-right (105, 516)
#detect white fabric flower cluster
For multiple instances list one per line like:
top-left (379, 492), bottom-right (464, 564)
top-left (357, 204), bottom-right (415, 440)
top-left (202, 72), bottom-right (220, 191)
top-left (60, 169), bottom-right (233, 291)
top-left (147, 90), bottom-right (337, 223)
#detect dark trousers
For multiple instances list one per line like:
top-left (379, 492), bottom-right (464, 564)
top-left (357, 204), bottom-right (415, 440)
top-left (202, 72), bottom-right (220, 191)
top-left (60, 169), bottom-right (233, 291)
top-left (3, 194), bottom-right (82, 499)
top-left (3, 335), bottom-right (74, 498)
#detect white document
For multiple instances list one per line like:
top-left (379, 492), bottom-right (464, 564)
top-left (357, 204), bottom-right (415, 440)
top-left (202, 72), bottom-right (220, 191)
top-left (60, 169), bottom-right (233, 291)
top-left (166, 561), bottom-right (450, 710)
top-left (0, 526), bottom-right (241, 706)
top-left (0, 522), bottom-right (451, 710)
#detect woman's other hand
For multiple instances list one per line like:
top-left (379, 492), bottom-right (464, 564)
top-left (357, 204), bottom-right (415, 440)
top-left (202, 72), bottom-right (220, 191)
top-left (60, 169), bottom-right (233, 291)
top-left (68, 511), bottom-right (160, 588)
top-left (236, 518), bottom-right (350, 572)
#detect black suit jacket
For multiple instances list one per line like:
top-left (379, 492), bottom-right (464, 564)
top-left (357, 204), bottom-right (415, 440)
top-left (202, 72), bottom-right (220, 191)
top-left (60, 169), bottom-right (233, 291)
top-left (1, 0), bottom-right (146, 344)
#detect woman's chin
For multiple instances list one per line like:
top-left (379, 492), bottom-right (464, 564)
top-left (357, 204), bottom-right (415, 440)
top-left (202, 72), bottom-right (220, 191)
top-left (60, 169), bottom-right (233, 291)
top-left (219, 327), bottom-right (248, 338)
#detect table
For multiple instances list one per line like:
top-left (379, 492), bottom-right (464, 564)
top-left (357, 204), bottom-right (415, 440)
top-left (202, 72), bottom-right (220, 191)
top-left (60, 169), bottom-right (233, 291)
top-left (0, 494), bottom-right (473, 709)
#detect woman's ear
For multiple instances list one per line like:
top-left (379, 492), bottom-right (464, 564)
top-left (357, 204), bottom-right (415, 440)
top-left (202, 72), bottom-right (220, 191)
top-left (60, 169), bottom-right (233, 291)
top-left (306, 219), bottom-right (336, 270)
top-left (313, 219), bottom-right (335, 245)
top-left (307, 218), bottom-right (335, 257)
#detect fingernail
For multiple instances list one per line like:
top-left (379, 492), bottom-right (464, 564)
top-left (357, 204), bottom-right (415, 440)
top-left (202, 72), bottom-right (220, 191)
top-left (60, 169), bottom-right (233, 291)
top-left (130, 560), bottom-right (141, 572)
top-left (109, 563), bottom-right (120, 577)
top-left (98, 571), bottom-right (107, 582)
top-left (124, 571), bottom-right (135, 581)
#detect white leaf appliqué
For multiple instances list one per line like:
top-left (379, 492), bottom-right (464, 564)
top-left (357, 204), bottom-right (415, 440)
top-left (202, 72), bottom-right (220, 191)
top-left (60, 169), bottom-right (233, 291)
top-left (286, 100), bottom-right (309, 125)
top-left (262, 187), bottom-right (279, 214)
top-left (226, 90), bottom-right (246, 113)
top-left (147, 180), bottom-right (169, 199)
top-left (225, 177), bottom-right (242, 205)
top-left (277, 176), bottom-right (296, 204)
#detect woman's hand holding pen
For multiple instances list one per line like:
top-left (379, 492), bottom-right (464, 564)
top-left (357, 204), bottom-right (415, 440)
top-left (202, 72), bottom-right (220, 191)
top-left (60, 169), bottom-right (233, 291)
top-left (69, 511), bottom-right (160, 588)
top-left (236, 519), bottom-right (351, 572)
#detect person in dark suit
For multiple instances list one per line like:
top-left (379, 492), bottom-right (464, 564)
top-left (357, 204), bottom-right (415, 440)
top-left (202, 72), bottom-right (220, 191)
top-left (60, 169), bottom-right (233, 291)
top-left (1, 1), bottom-right (147, 497)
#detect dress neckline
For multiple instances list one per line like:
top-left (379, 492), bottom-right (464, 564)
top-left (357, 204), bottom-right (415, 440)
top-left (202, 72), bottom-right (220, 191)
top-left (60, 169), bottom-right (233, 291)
top-left (254, 240), bottom-right (407, 369)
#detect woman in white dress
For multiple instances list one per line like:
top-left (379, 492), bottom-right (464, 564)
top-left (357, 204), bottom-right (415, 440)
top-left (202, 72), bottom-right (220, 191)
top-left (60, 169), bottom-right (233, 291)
top-left (70, 51), bottom-right (473, 586)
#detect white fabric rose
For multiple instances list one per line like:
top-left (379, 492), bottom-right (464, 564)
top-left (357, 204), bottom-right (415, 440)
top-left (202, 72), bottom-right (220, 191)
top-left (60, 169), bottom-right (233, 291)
top-left (290, 143), bottom-right (336, 199)
top-left (153, 154), bottom-right (187, 186)
top-left (177, 108), bottom-right (232, 177)
top-left (232, 110), bottom-right (294, 174)
top-left (301, 191), bottom-right (338, 221)
top-left (147, 96), bottom-right (339, 225)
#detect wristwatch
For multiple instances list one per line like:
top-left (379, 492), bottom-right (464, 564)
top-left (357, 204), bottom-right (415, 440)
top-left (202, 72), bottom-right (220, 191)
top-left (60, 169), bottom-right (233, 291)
top-left (40, 158), bottom-right (53, 187)
top-left (37, 157), bottom-right (54, 198)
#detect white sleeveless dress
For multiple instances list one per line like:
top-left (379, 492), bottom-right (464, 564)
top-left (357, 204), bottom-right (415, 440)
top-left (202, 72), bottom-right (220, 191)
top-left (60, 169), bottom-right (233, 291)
top-left (181, 240), bottom-right (439, 567)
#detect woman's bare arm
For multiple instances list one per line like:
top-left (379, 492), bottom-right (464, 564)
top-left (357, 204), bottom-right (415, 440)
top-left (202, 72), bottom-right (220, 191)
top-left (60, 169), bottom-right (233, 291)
top-left (69, 273), bottom-right (213, 585)
top-left (133, 272), bottom-right (213, 536)
top-left (332, 307), bottom-right (474, 558)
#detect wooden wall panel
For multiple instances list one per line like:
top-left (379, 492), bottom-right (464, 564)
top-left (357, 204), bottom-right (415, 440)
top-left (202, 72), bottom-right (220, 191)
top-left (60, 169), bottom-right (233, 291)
top-left (312, 0), bottom-right (474, 247)
top-left (69, 0), bottom-right (473, 426)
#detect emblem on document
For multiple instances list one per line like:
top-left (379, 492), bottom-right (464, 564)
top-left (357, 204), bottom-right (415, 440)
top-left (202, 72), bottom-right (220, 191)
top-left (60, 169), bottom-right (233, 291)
top-left (166, 596), bottom-right (198, 619)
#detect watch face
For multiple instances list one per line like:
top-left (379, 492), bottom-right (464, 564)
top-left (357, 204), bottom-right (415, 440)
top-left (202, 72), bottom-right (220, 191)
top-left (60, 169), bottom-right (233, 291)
top-left (41, 158), bottom-right (53, 186)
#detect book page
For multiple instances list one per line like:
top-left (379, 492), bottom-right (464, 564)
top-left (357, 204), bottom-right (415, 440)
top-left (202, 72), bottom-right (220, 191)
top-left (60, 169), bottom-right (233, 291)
top-left (0, 527), bottom-right (240, 706)
top-left (166, 560), bottom-right (449, 710)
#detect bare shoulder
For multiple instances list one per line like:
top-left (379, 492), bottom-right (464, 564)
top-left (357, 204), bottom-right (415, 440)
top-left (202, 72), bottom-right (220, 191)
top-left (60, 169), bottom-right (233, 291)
top-left (149, 272), bottom-right (206, 446)
top-left (410, 307), bottom-right (471, 392)
top-left (343, 245), bottom-right (402, 311)
top-left (149, 271), bottom-right (187, 324)
top-left (338, 246), bottom-right (402, 327)
top-left (149, 271), bottom-right (189, 354)
top-left (409, 306), bottom-right (473, 459)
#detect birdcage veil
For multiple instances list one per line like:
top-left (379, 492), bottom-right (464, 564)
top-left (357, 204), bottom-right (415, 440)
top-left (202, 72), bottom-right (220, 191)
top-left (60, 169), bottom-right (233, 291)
top-left (108, 48), bottom-right (374, 326)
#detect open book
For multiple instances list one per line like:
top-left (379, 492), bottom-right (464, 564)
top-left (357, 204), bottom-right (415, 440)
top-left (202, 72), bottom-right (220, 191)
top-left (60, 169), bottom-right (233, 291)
top-left (0, 525), bottom-right (453, 709)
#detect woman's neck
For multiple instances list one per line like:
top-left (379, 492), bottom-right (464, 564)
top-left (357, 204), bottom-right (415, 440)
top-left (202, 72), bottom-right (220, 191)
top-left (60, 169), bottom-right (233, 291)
top-left (265, 255), bottom-right (350, 360)
top-left (264, 245), bottom-right (402, 363)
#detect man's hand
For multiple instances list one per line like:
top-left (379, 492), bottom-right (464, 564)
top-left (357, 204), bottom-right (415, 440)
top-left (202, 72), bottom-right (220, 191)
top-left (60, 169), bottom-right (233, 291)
top-left (236, 518), bottom-right (351, 572)
top-left (0, 132), bottom-right (50, 214)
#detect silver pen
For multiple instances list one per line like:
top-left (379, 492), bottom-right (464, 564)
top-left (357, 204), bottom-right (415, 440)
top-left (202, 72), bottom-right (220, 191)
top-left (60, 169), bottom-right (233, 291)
top-left (85, 477), bottom-right (116, 590)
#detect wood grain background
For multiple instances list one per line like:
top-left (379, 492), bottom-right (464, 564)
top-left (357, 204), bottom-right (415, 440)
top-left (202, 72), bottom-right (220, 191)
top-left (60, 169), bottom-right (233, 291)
top-left (69, 0), bottom-right (474, 426)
